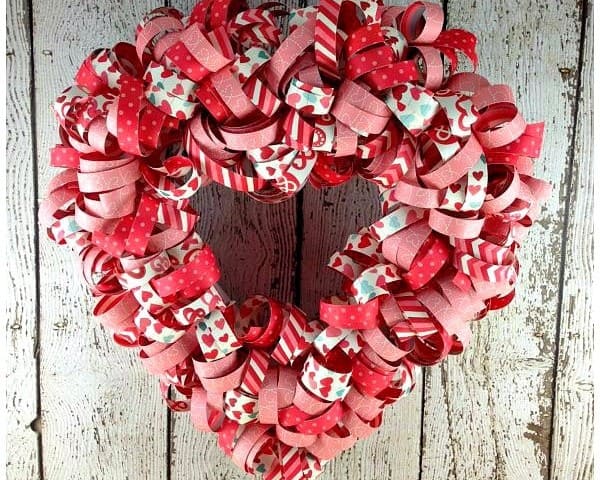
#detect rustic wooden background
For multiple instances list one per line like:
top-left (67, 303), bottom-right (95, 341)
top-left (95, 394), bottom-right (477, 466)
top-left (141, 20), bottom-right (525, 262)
top-left (6, 0), bottom-right (593, 478)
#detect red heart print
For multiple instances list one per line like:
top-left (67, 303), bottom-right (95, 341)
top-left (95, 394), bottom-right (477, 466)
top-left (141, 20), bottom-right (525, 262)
top-left (172, 83), bottom-right (184, 96)
top-left (215, 318), bottom-right (225, 330)
top-left (201, 333), bottom-right (215, 347)
top-left (286, 92), bottom-right (301, 107)
top-left (358, 235), bottom-right (372, 248)
top-left (326, 327), bottom-right (343, 337)
top-left (319, 386), bottom-right (331, 397)
top-left (203, 349), bottom-right (219, 360)
top-left (140, 290), bottom-right (153, 303)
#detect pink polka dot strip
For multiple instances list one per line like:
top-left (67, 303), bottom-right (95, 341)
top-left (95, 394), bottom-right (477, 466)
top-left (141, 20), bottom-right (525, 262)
top-left (40, 0), bottom-right (551, 478)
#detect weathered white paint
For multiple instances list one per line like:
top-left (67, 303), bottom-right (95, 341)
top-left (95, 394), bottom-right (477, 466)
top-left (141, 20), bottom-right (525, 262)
top-left (6, 0), bottom-right (40, 478)
top-left (422, 1), bottom-right (588, 480)
top-left (550, 4), bottom-right (594, 480)
top-left (33, 1), bottom-right (168, 479)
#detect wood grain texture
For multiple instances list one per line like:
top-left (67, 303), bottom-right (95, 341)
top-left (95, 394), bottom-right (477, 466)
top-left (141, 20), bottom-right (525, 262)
top-left (171, 187), bottom-right (298, 480)
top-left (550, 3), bottom-right (594, 479)
top-left (6, 0), bottom-right (41, 478)
top-left (167, 0), bottom-right (299, 476)
top-left (33, 1), bottom-right (168, 479)
top-left (300, 179), bottom-right (424, 480)
top-left (296, 0), bottom-right (428, 476)
top-left (422, 1), bottom-right (586, 480)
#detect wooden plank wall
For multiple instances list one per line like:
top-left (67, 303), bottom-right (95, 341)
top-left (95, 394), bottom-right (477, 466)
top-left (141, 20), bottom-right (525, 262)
top-left (5, 0), bottom-right (593, 479)
top-left (32, 2), bottom-right (168, 479)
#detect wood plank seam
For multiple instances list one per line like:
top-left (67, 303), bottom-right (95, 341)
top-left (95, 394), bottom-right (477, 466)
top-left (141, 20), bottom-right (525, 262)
top-left (166, 2), bottom-right (302, 477)
top-left (7, 0), bottom-right (43, 477)
top-left (546, 1), bottom-right (592, 478)
top-left (293, 189), bottom-right (305, 307)
top-left (418, 2), bottom-right (446, 479)
top-left (33, 1), bottom-right (170, 477)
top-left (420, 1), bottom-right (585, 479)
top-left (29, 0), bottom-right (44, 468)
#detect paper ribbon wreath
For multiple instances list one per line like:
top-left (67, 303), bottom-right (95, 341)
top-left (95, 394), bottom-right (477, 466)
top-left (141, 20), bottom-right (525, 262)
top-left (40, 0), bottom-right (551, 478)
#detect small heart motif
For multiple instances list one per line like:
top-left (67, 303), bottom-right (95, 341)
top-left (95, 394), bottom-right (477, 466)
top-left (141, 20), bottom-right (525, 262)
top-left (326, 327), bottom-right (343, 337)
top-left (358, 235), bottom-right (372, 248)
top-left (203, 349), bottom-right (219, 360)
top-left (286, 92), bottom-right (302, 107)
top-left (172, 83), bottom-right (185, 96)
top-left (319, 385), bottom-right (332, 397)
top-left (260, 146), bottom-right (274, 159)
top-left (159, 100), bottom-right (172, 115)
top-left (410, 87), bottom-right (422, 101)
top-left (140, 291), bottom-right (153, 303)
top-left (201, 333), bottom-right (215, 347)
top-left (399, 113), bottom-right (416, 126)
top-left (215, 318), bottom-right (225, 330)
top-left (137, 317), bottom-right (151, 331)
top-left (218, 333), bottom-right (229, 342)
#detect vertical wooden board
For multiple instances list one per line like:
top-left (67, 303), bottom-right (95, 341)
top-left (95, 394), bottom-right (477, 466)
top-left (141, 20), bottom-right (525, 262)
top-left (170, 189), bottom-right (297, 480)
top-left (550, 4), bottom-right (593, 480)
top-left (297, 0), bottom-right (434, 476)
top-left (33, 2), bottom-right (168, 479)
top-left (167, 0), bottom-right (298, 477)
top-left (193, 185), bottom-right (298, 306)
top-left (299, 178), bottom-right (380, 318)
top-left (301, 179), bottom-right (424, 480)
top-left (422, 1), bottom-right (584, 479)
top-left (6, 0), bottom-right (40, 478)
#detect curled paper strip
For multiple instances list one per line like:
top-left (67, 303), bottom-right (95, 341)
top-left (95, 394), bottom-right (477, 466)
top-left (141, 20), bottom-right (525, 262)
top-left (40, 0), bottom-right (551, 478)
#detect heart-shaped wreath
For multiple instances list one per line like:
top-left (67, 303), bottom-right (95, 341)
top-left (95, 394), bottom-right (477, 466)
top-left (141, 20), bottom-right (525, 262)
top-left (40, 0), bottom-right (551, 478)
